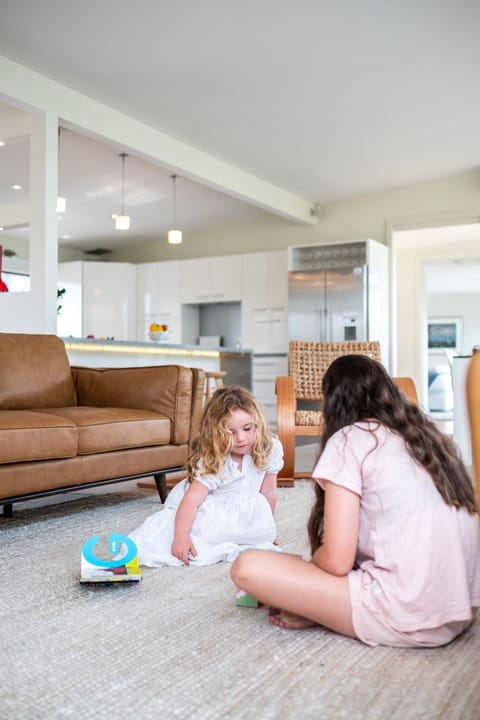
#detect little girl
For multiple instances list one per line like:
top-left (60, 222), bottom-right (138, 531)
top-left (232, 354), bottom-right (480, 648)
top-left (129, 385), bottom-right (283, 567)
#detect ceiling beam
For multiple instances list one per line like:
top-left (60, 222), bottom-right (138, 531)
top-left (0, 54), bottom-right (317, 225)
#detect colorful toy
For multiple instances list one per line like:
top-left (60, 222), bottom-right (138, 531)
top-left (235, 590), bottom-right (261, 608)
top-left (80, 533), bottom-right (142, 584)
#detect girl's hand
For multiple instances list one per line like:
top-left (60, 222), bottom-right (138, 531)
top-left (171, 535), bottom-right (197, 565)
top-left (172, 480), bottom-right (209, 564)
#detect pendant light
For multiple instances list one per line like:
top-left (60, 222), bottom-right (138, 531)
top-left (167, 174), bottom-right (182, 244)
top-left (114, 153), bottom-right (130, 230)
top-left (56, 127), bottom-right (66, 214)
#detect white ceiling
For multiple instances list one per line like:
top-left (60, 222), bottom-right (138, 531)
top-left (0, 104), bottom-right (271, 252)
top-left (1, 0), bottom-right (480, 253)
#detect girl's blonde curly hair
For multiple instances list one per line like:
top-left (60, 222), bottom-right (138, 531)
top-left (186, 385), bottom-right (273, 481)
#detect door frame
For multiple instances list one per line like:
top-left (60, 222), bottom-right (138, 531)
top-left (388, 214), bottom-right (480, 408)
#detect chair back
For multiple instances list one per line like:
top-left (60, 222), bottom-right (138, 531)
top-left (289, 340), bottom-right (381, 401)
top-left (393, 376), bottom-right (419, 405)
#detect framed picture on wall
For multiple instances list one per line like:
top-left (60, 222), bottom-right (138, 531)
top-left (427, 317), bottom-right (462, 354)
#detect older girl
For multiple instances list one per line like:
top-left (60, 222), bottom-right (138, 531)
top-left (232, 355), bottom-right (480, 647)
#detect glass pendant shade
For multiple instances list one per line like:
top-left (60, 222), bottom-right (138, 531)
top-left (115, 214), bottom-right (131, 230)
top-left (168, 229), bottom-right (182, 244)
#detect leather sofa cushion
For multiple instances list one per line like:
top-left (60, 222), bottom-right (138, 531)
top-left (0, 410), bottom-right (78, 464)
top-left (72, 364), bottom-right (195, 445)
top-left (0, 333), bottom-right (77, 409)
top-left (36, 407), bottom-right (171, 455)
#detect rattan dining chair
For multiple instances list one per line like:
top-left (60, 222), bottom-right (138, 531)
top-left (275, 340), bottom-right (418, 485)
top-left (466, 350), bottom-right (480, 501)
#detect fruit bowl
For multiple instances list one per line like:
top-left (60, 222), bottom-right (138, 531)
top-left (149, 330), bottom-right (171, 343)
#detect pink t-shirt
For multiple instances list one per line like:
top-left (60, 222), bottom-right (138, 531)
top-left (313, 422), bottom-right (480, 636)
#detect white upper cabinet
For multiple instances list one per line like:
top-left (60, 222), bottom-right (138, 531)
top-left (83, 262), bottom-right (136, 341)
top-left (57, 261), bottom-right (136, 341)
top-left (136, 261), bottom-right (181, 343)
top-left (241, 250), bottom-right (288, 353)
top-left (180, 257), bottom-right (211, 303)
top-left (136, 263), bottom-right (157, 319)
top-left (57, 261), bottom-right (83, 339)
top-left (181, 255), bottom-right (242, 303)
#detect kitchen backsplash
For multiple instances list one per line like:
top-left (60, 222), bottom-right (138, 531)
top-left (198, 302), bottom-right (241, 347)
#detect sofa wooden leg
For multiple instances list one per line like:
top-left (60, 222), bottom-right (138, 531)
top-left (152, 473), bottom-right (168, 503)
top-left (2, 503), bottom-right (13, 518)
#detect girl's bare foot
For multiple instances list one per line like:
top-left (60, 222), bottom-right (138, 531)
top-left (268, 609), bottom-right (317, 629)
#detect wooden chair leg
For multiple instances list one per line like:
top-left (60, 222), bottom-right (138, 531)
top-left (276, 376), bottom-right (296, 486)
top-left (204, 371), bottom-right (227, 404)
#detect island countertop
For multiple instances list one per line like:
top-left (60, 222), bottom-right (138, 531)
top-left (61, 337), bottom-right (253, 389)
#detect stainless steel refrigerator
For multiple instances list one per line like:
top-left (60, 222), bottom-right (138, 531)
top-left (288, 240), bottom-right (389, 356)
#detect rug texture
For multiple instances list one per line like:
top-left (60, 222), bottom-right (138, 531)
top-left (1, 482), bottom-right (479, 720)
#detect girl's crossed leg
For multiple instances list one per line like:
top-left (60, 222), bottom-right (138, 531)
top-left (231, 549), bottom-right (357, 638)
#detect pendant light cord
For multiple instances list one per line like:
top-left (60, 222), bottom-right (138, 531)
top-left (58, 127), bottom-right (61, 180)
top-left (171, 174), bottom-right (177, 227)
top-left (120, 153), bottom-right (127, 216)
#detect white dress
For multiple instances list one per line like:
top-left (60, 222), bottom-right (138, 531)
top-left (129, 437), bottom-right (284, 567)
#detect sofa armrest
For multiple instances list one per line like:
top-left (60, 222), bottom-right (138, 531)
top-left (72, 365), bottom-right (205, 446)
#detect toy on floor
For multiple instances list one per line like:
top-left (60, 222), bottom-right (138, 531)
top-left (80, 532), bottom-right (142, 584)
top-left (234, 547), bottom-right (263, 607)
top-left (235, 589), bottom-right (261, 608)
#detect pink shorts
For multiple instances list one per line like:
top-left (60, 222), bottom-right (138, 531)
top-left (348, 570), bottom-right (474, 648)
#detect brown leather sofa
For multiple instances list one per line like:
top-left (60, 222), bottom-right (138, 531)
top-left (0, 332), bottom-right (205, 516)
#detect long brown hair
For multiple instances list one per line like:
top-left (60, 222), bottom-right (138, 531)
top-left (308, 355), bottom-right (478, 552)
top-left (186, 385), bottom-right (273, 481)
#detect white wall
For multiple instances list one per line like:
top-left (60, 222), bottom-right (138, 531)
top-left (0, 110), bottom-right (59, 334)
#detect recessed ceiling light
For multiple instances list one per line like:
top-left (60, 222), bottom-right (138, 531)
top-left (0, 227), bottom-right (4, 231)
top-left (11, 184), bottom-right (22, 190)
top-left (0, 140), bottom-right (5, 147)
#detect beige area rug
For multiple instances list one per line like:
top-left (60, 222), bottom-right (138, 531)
top-left (1, 481), bottom-right (479, 720)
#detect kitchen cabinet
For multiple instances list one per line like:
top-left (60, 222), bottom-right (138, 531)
top-left (57, 261), bottom-right (83, 339)
top-left (136, 261), bottom-right (182, 343)
top-left (83, 262), bottom-right (136, 340)
top-left (181, 255), bottom-right (242, 303)
top-left (57, 261), bottom-right (136, 341)
top-left (252, 354), bottom-right (288, 430)
top-left (241, 250), bottom-right (288, 353)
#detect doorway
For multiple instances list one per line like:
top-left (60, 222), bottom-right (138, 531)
top-left (391, 221), bottom-right (480, 416)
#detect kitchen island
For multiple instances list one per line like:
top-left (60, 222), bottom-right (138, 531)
top-left (62, 338), bottom-right (253, 390)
